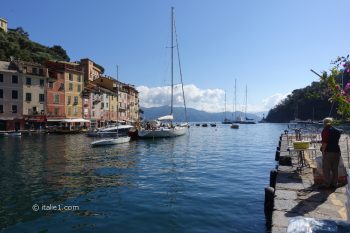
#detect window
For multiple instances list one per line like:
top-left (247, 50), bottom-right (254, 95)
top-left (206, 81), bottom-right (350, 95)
top-left (12, 90), bottom-right (18, 99)
top-left (101, 102), bottom-right (104, 109)
top-left (40, 79), bottom-right (44, 87)
top-left (12, 105), bottom-right (17, 113)
top-left (12, 75), bottom-right (18, 83)
top-left (59, 83), bottom-right (64, 90)
top-left (48, 82), bottom-right (53, 88)
top-left (54, 108), bottom-right (59, 115)
top-left (106, 103), bottom-right (108, 108)
top-left (26, 93), bottom-right (32, 102)
top-left (74, 96), bottom-right (78, 105)
top-left (32, 68), bottom-right (37, 74)
top-left (39, 69), bottom-right (43, 76)
top-left (69, 73), bottom-right (73, 81)
top-left (0, 89), bottom-right (2, 98)
top-left (68, 107), bottom-right (71, 115)
top-left (68, 96), bottom-right (71, 105)
top-left (77, 84), bottom-right (81, 92)
top-left (39, 94), bottom-right (45, 102)
top-left (73, 106), bottom-right (78, 115)
top-left (69, 83), bottom-right (73, 91)
top-left (26, 77), bottom-right (31, 85)
top-left (0, 105), bottom-right (3, 113)
top-left (54, 94), bottom-right (59, 104)
top-left (0, 74), bottom-right (3, 82)
top-left (78, 75), bottom-right (81, 82)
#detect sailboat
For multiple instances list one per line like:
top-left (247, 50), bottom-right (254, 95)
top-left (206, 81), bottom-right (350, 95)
top-left (91, 65), bottom-right (131, 146)
top-left (240, 85), bottom-right (256, 124)
top-left (138, 7), bottom-right (188, 138)
top-left (222, 91), bottom-right (232, 124)
top-left (231, 79), bottom-right (239, 129)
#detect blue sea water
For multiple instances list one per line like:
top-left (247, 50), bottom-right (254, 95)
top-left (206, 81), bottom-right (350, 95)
top-left (0, 123), bottom-right (287, 233)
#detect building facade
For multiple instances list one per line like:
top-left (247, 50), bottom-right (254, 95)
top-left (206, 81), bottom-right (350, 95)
top-left (0, 18), bottom-right (7, 33)
top-left (0, 61), bottom-right (23, 130)
top-left (14, 61), bottom-right (48, 129)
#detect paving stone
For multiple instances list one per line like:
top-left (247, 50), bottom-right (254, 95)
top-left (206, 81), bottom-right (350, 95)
top-left (271, 226), bottom-right (287, 233)
top-left (272, 210), bottom-right (289, 228)
top-left (275, 199), bottom-right (300, 212)
top-left (275, 190), bottom-right (297, 200)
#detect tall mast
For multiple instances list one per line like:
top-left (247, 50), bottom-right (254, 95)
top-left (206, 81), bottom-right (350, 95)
top-left (234, 79), bottom-right (237, 120)
top-left (224, 91), bottom-right (227, 120)
top-left (116, 65), bottom-right (119, 137)
top-left (170, 7), bottom-right (174, 115)
top-left (245, 85), bottom-right (247, 118)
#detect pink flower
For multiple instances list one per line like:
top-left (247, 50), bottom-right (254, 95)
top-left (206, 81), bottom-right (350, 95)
top-left (347, 68), bottom-right (350, 73)
top-left (347, 98), bottom-right (350, 103)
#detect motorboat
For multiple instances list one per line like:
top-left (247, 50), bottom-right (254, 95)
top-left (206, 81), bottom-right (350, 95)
top-left (8, 131), bottom-right (22, 136)
top-left (210, 123), bottom-right (216, 127)
top-left (202, 123), bottom-right (208, 127)
top-left (91, 136), bottom-right (130, 147)
top-left (231, 124), bottom-right (239, 129)
top-left (87, 124), bottom-right (133, 137)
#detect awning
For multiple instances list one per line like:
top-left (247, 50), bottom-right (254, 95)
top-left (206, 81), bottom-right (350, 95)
top-left (62, 118), bottom-right (90, 123)
top-left (157, 115), bottom-right (173, 121)
top-left (47, 118), bottom-right (90, 123)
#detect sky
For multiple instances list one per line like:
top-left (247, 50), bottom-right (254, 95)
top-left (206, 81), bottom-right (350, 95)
top-left (2, 0), bottom-right (350, 114)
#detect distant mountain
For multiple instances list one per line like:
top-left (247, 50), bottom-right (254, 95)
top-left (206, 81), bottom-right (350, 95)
top-left (141, 106), bottom-right (261, 122)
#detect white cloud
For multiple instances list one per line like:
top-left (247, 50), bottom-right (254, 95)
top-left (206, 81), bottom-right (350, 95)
top-left (137, 84), bottom-right (224, 112)
top-left (262, 93), bottom-right (290, 110)
top-left (137, 84), bottom-right (290, 113)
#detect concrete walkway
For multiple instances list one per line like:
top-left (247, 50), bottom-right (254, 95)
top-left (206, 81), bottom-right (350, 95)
top-left (271, 134), bottom-right (349, 232)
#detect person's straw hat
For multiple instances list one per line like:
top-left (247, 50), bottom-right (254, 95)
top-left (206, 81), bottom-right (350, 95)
top-left (323, 117), bottom-right (333, 126)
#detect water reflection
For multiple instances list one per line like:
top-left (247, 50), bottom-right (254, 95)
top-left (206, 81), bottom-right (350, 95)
top-left (0, 124), bottom-right (287, 232)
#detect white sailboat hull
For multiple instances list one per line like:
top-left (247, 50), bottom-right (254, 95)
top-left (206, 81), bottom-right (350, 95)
top-left (91, 136), bottom-right (130, 146)
top-left (138, 126), bottom-right (187, 138)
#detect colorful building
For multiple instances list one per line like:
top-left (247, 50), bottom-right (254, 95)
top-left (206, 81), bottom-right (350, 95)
top-left (0, 61), bottom-right (24, 130)
top-left (0, 18), bottom-right (7, 33)
top-left (14, 61), bottom-right (48, 129)
top-left (45, 60), bottom-right (88, 128)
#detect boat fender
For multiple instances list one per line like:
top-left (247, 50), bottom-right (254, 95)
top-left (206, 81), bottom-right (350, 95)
top-left (269, 169), bottom-right (278, 189)
top-left (278, 140), bottom-right (281, 148)
top-left (276, 146), bottom-right (280, 151)
top-left (275, 150), bottom-right (280, 161)
top-left (264, 186), bottom-right (275, 226)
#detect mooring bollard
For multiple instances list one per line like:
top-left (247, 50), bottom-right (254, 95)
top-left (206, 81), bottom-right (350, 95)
top-left (264, 186), bottom-right (275, 227)
top-left (275, 150), bottom-right (280, 161)
top-left (269, 169), bottom-right (278, 189)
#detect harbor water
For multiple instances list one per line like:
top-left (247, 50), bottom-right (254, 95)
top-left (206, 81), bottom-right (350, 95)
top-left (0, 123), bottom-right (287, 233)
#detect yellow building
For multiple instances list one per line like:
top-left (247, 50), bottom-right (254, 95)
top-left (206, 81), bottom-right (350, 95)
top-left (65, 71), bottom-right (83, 118)
top-left (0, 18), bottom-right (7, 33)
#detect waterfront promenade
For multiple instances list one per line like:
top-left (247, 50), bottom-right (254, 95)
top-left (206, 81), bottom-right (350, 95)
top-left (271, 133), bottom-right (350, 232)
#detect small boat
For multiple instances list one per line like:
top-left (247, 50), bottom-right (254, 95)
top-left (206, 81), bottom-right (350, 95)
top-left (231, 124), bottom-right (239, 129)
top-left (8, 131), bottom-right (22, 136)
top-left (86, 124), bottom-right (133, 137)
top-left (195, 123), bottom-right (200, 127)
top-left (91, 136), bottom-right (131, 147)
top-left (210, 123), bottom-right (216, 127)
top-left (202, 123), bottom-right (208, 127)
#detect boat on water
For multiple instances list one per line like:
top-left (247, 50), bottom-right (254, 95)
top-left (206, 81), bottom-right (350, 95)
top-left (202, 123), bottom-right (208, 127)
top-left (8, 131), bottom-right (22, 136)
top-left (91, 66), bottom-right (131, 145)
top-left (91, 136), bottom-right (130, 147)
top-left (210, 123), bottom-right (216, 127)
top-left (231, 124), bottom-right (239, 129)
top-left (233, 85), bottom-right (256, 124)
top-left (195, 123), bottom-right (200, 127)
top-left (87, 124), bottom-right (133, 137)
top-left (222, 91), bottom-right (232, 124)
top-left (138, 7), bottom-right (188, 139)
